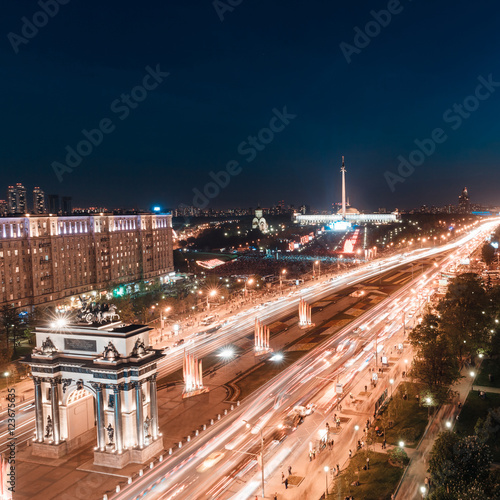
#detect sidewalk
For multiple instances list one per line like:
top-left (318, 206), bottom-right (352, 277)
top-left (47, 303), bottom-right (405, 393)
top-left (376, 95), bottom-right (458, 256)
top-left (395, 368), bottom-right (475, 499)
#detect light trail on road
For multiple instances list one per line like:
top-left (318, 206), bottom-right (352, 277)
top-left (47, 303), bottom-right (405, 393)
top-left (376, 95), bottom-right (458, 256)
top-left (109, 220), bottom-right (498, 500)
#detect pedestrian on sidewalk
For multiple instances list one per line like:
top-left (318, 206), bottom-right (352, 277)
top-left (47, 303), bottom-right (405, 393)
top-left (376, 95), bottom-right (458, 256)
top-left (366, 457), bottom-right (370, 469)
top-left (274, 493), bottom-right (278, 500)
top-left (288, 465), bottom-right (292, 475)
top-left (336, 463), bottom-right (340, 474)
top-left (349, 449), bottom-right (352, 459)
top-left (284, 478), bottom-right (288, 489)
top-left (282, 472), bottom-right (285, 483)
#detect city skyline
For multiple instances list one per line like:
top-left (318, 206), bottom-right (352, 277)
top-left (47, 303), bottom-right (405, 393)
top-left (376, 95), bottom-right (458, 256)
top-left (1, 1), bottom-right (500, 210)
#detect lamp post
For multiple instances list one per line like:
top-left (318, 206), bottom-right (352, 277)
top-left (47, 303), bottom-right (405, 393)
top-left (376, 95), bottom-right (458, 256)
top-left (280, 269), bottom-right (287, 292)
top-left (244, 420), bottom-right (265, 498)
top-left (244, 278), bottom-right (254, 297)
top-left (324, 465), bottom-right (329, 499)
top-left (425, 396), bottom-right (432, 418)
top-left (207, 289), bottom-right (218, 309)
top-left (160, 306), bottom-right (171, 339)
top-left (470, 370), bottom-right (476, 391)
top-left (315, 260), bottom-right (321, 279)
top-left (3, 371), bottom-right (10, 390)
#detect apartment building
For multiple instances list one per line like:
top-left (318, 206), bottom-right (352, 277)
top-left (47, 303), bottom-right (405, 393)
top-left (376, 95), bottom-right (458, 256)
top-left (0, 213), bottom-right (174, 309)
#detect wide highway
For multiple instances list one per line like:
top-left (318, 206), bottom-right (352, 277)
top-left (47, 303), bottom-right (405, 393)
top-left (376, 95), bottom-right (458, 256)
top-left (109, 220), bottom-right (498, 500)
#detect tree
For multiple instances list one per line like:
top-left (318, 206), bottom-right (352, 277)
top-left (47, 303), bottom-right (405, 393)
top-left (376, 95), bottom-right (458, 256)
top-left (482, 243), bottom-right (495, 266)
top-left (116, 298), bottom-right (136, 324)
top-left (475, 408), bottom-right (500, 445)
top-left (0, 304), bottom-right (23, 356)
top-left (429, 433), bottom-right (491, 491)
top-left (409, 314), bottom-right (460, 390)
top-left (437, 274), bottom-right (490, 362)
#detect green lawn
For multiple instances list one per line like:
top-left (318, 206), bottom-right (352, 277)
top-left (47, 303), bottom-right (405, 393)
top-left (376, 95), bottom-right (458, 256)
top-left (456, 390), bottom-right (500, 462)
top-left (329, 451), bottom-right (403, 500)
top-left (475, 358), bottom-right (500, 388)
top-left (373, 382), bottom-right (428, 448)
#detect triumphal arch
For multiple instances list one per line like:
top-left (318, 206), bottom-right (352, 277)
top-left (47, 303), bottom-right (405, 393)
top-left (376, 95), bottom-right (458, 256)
top-left (22, 320), bottom-right (164, 468)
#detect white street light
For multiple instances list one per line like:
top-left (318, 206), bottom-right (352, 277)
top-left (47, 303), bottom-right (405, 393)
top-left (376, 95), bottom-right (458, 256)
top-left (243, 420), bottom-right (265, 498)
top-left (324, 465), bottom-right (329, 498)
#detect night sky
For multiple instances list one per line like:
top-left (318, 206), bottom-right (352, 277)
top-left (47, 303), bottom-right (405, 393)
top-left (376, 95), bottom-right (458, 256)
top-left (1, 0), bottom-right (500, 211)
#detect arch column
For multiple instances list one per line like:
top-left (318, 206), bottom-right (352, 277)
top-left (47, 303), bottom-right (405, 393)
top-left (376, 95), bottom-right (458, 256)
top-left (50, 379), bottom-right (61, 444)
top-left (135, 381), bottom-right (144, 448)
top-left (148, 375), bottom-right (159, 440)
top-left (34, 377), bottom-right (44, 442)
top-left (92, 383), bottom-right (106, 451)
top-left (113, 385), bottom-right (123, 453)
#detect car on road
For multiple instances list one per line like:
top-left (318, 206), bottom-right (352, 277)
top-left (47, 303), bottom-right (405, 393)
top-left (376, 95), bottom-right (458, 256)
top-left (173, 338), bottom-right (185, 347)
top-left (196, 451), bottom-right (225, 473)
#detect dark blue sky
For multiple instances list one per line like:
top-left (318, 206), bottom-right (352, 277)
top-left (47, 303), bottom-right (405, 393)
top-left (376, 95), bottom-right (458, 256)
top-left (1, 0), bottom-right (500, 211)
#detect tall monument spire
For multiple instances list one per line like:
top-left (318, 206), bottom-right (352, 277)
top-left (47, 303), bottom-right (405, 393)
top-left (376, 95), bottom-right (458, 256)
top-left (341, 156), bottom-right (346, 219)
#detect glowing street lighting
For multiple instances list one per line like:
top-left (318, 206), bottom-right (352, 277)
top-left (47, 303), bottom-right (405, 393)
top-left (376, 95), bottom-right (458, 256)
top-left (270, 353), bottom-right (284, 362)
top-left (324, 465), bottom-right (329, 498)
top-left (445, 421), bottom-right (452, 429)
top-left (399, 440), bottom-right (405, 448)
top-left (243, 420), bottom-right (266, 498)
top-left (219, 348), bottom-right (235, 360)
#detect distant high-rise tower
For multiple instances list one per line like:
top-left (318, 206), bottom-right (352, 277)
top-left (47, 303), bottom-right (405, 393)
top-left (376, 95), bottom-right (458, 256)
top-left (0, 200), bottom-right (7, 216)
top-left (7, 183), bottom-right (27, 214)
top-left (33, 187), bottom-right (46, 214)
top-left (458, 187), bottom-right (471, 213)
top-left (48, 194), bottom-right (60, 214)
top-left (7, 186), bottom-right (17, 214)
top-left (62, 196), bottom-right (72, 215)
top-left (16, 183), bottom-right (27, 213)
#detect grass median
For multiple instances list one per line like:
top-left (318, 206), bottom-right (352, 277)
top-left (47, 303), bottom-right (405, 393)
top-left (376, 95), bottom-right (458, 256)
top-left (475, 358), bottom-right (500, 388)
top-left (373, 382), bottom-right (428, 448)
top-left (328, 451), bottom-right (404, 500)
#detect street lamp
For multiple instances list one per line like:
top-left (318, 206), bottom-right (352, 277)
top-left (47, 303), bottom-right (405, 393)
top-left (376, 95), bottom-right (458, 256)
top-left (3, 372), bottom-right (9, 390)
top-left (389, 378), bottom-right (394, 399)
top-left (398, 440), bottom-right (405, 448)
top-left (404, 359), bottom-right (408, 375)
top-left (314, 260), bottom-right (321, 279)
top-left (244, 278), bottom-right (254, 297)
top-left (445, 421), bottom-right (452, 429)
top-left (207, 289), bottom-right (218, 308)
top-left (280, 269), bottom-right (287, 292)
top-left (354, 424), bottom-right (360, 450)
top-left (244, 420), bottom-right (265, 499)
top-left (324, 465), bottom-right (329, 498)
top-left (420, 485), bottom-right (427, 498)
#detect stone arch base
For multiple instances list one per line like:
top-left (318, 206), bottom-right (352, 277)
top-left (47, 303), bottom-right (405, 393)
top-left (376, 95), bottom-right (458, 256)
top-left (94, 437), bottom-right (164, 469)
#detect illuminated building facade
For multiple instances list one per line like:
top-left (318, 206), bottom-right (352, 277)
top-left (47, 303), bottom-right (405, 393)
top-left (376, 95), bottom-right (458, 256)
top-left (0, 213), bottom-right (174, 309)
top-left (22, 322), bottom-right (164, 468)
